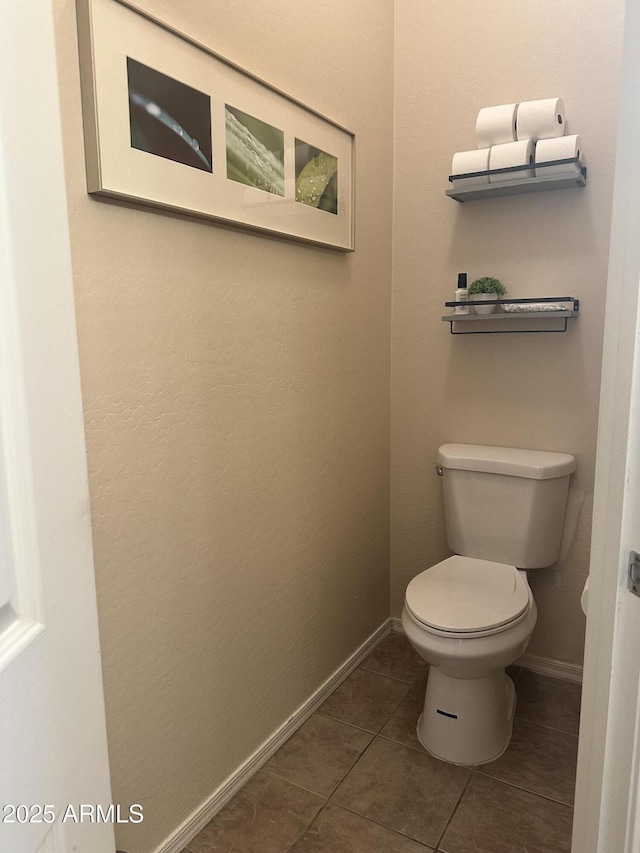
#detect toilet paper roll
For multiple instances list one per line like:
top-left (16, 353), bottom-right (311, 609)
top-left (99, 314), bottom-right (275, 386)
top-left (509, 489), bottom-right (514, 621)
top-left (489, 139), bottom-right (535, 183)
top-left (535, 134), bottom-right (582, 177)
top-left (516, 97), bottom-right (566, 142)
top-left (476, 103), bottom-right (518, 148)
top-left (451, 148), bottom-right (491, 187)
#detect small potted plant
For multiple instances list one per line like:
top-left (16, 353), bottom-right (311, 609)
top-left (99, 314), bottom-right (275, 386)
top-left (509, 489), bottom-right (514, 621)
top-left (468, 277), bottom-right (506, 315)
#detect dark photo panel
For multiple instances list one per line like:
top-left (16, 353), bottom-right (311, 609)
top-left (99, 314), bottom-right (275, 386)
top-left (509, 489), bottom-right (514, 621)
top-left (127, 58), bottom-right (212, 173)
top-left (225, 105), bottom-right (284, 196)
top-left (295, 140), bottom-right (338, 214)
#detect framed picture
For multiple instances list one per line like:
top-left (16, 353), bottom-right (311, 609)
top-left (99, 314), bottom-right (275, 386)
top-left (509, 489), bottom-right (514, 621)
top-left (75, 0), bottom-right (355, 251)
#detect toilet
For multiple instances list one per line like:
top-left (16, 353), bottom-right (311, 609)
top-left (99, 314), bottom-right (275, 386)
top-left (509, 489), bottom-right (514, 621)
top-left (402, 443), bottom-right (576, 766)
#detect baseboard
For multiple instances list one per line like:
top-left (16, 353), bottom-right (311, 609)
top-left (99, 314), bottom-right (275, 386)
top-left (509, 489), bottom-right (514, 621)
top-left (516, 652), bottom-right (583, 683)
top-left (391, 617), bottom-right (583, 683)
top-left (152, 618), bottom-right (392, 853)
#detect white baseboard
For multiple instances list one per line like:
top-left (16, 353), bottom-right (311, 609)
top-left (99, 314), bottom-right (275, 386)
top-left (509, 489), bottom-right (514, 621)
top-left (391, 617), bottom-right (582, 683)
top-left (152, 618), bottom-right (392, 853)
top-left (516, 652), bottom-right (583, 683)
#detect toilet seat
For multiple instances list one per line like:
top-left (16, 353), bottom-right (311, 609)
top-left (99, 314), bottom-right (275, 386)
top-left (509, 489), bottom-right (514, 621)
top-left (405, 556), bottom-right (530, 639)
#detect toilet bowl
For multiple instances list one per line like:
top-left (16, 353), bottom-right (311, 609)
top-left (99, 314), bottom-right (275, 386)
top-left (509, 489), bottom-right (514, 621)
top-left (402, 556), bottom-right (537, 765)
top-left (402, 443), bottom-right (575, 766)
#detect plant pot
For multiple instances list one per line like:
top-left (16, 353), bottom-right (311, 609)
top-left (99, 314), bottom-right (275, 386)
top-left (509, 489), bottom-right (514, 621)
top-left (472, 292), bottom-right (499, 315)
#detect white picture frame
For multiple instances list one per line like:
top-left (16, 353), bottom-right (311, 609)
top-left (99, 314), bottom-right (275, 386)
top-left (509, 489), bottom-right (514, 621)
top-left (76, 0), bottom-right (355, 251)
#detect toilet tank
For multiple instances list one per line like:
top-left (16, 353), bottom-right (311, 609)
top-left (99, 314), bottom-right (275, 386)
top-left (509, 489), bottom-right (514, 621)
top-left (438, 444), bottom-right (576, 568)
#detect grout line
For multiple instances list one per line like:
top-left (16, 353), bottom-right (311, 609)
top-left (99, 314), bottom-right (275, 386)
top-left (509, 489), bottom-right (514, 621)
top-left (326, 800), bottom-right (436, 850)
top-left (385, 684), bottom-right (416, 724)
top-left (326, 734), bottom-right (380, 800)
top-left (330, 735), bottom-right (473, 851)
top-left (261, 726), bottom-right (377, 803)
top-left (259, 723), bottom-right (381, 811)
top-left (284, 797), bottom-right (330, 853)
top-left (315, 680), bottom-right (413, 736)
top-left (474, 771), bottom-right (576, 809)
top-left (434, 768), bottom-right (475, 852)
top-left (514, 715), bottom-right (580, 738)
top-left (259, 767), bottom-right (331, 801)
top-left (311, 710), bottom-right (380, 736)
top-left (355, 666), bottom-right (421, 687)
top-left (376, 730), bottom-right (437, 756)
top-left (358, 662), bottom-right (427, 685)
top-left (315, 709), bottom-right (378, 736)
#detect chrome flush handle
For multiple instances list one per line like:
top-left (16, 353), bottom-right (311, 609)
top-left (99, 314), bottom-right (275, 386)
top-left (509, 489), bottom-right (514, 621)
top-left (435, 465), bottom-right (444, 477)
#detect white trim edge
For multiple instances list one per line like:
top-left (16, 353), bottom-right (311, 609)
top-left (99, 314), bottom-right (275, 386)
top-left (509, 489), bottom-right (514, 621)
top-left (152, 618), bottom-right (392, 853)
top-left (516, 652), bottom-right (583, 684)
top-left (392, 617), bottom-right (583, 683)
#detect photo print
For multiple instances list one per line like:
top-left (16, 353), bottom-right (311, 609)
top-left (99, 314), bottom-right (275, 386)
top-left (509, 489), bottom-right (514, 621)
top-left (225, 105), bottom-right (285, 196)
top-left (295, 140), bottom-right (338, 214)
top-left (127, 58), bottom-right (212, 172)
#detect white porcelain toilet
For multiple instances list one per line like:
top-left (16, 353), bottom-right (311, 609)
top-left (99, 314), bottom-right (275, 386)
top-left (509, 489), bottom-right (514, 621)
top-left (402, 443), bottom-right (576, 766)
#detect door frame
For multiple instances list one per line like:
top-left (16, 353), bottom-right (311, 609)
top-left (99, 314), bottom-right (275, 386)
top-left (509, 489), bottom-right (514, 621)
top-left (0, 1), bottom-right (114, 851)
top-left (572, 0), bottom-right (640, 848)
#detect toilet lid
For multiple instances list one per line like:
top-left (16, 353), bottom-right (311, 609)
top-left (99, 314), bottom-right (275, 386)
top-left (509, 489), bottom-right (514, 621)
top-left (405, 556), bottom-right (530, 635)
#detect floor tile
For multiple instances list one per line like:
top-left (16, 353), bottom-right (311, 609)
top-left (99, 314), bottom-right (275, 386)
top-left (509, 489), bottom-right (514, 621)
top-left (182, 635), bottom-right (581, 853)
top-left (439, 774), bottom-right (573, 853)
top-left (480, 717), bottom-right (578, 805)
top-left (263, 713), bottom-right (373, 797)
top-left (186, 772), bottom-right (323, 853)
top-left (516, 669), bottom-right (582, 735)
top-left (291, 803), bottom-right (434, 852)
top-left (318, 668), bottom-right (411, 733)
top-left (331, 736), bottom-right (470, 848)
top-left (359, 631), bottom-right (428, 684)
top-left (379, 674), bottom-right (428, 751)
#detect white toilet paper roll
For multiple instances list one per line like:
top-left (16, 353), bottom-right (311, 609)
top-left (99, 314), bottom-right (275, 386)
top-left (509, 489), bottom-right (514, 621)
top-left (535, 134), bottom-right (582, 177)
top-left (489, 139), bottom-right (535, 183)
top-left (476, 103), bottom-right (518, 148)
top-left (516, 97), bottom-right (566, 142)
top-left (451, 148), bottom-right (491, 187)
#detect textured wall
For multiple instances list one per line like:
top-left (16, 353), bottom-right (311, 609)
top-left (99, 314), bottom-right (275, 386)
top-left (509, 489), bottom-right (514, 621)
top-left (391, 0), bottom-right (625, 666)
top-left (53, 1), bottom-right (393, 851)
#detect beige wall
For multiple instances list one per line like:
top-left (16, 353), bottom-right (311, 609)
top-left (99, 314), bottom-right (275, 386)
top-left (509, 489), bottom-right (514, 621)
top-left (52, 0), bottom-right (627, 847)
top-left (54, 2), bottom-right (394, 851)
top-left (392, 0), bottom-right (625, 666)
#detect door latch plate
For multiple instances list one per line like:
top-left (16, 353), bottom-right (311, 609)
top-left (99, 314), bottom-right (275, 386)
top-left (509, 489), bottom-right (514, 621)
top-left (629, 551), bottom-right (640, 597)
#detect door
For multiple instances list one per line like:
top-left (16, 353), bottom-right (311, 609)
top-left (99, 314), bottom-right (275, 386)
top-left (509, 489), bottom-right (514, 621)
top-left (572, 0), bottom-right (640, 848)
top-left (0, 2), bottom-right (114, 852)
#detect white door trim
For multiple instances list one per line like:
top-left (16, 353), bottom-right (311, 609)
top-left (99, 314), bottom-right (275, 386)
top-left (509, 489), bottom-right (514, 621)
top-left (572, 0), bottom-right (640, 847)
top-left (0, 1), bottom-right (114, 851)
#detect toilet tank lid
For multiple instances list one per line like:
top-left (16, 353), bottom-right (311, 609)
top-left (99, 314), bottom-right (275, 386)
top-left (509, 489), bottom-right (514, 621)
top-left (437, 444), bottom-right (576, 479)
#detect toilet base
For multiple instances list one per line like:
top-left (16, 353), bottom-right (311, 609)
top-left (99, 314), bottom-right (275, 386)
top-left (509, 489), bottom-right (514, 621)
top-left (416, 666), bottom-right (516, 765)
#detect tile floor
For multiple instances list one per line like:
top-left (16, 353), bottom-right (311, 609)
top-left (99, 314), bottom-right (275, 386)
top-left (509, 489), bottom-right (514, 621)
top-left (182, 631), bottom-right (581, 853)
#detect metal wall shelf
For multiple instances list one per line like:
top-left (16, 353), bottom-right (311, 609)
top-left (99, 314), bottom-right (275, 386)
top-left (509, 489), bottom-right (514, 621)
top-left (443, 297), bottom-right (580, 335)
top-left (447, 158), bottom-right (587, 203)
